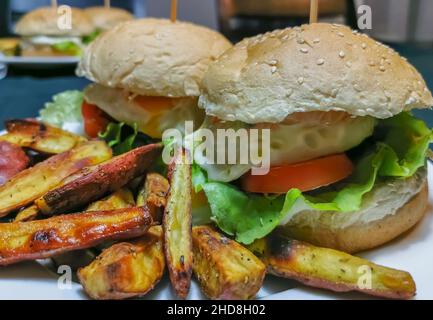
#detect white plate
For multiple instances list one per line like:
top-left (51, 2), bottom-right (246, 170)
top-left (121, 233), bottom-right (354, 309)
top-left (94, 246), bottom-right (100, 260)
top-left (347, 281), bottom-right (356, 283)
top-left (0, 55), bottom-right (79, 68)
top-left (0, 126), bottom-right (432, 299)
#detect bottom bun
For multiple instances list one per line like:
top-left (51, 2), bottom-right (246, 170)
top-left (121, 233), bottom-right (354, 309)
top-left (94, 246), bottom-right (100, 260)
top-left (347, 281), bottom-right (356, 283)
top-left (279, 170), bottom-right (429, 253)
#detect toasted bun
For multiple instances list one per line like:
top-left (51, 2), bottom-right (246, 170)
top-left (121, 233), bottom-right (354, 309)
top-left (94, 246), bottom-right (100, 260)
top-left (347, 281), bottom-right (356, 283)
top-left (199, 23), bottom-right (433, 123)
top-left (77, 19), bottom-right (232, 97)
top-left (15, 7), bottom-right (94, 37)
top-left (84, 7), bottom-right (134, 31)
top-left (279, 168), bottom-right (429, 253)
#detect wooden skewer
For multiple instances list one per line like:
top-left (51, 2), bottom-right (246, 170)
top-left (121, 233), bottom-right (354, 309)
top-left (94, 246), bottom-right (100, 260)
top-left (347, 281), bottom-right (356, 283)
top-left (104, 0), bottom-right (110, 9)
top-left (310, 0), bottom-right (319, 24)
top-left (171, 0), bottom-right (178, 23)
top-left (51, 0), bottom-right (57, 9)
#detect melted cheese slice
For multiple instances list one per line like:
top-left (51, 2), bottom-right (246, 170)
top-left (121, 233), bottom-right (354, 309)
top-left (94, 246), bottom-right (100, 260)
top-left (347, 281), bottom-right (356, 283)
top-left (84, 83), bottom-right (204, 138)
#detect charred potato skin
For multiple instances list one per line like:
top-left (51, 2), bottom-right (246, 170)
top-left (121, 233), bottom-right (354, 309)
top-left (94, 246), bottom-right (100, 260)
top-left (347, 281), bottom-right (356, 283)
top-left (1, 119), bottom-right (86, 154)
top-left (0, 141), bottom-right (112, 217)
top-left (256, 236), bottom-right (416, 300)
top-left (163, 149), bottom-right (193, 299)
top-left (0, 206), bottom-right (152, 266)
top-left (36, 144), bottom-right (162, 215)
top-left (192, 226), bottom-right (266, 300)
top-left (78, 226), bottom-right (165, 300)
top-left (137, 172), bottom-right (170, 222)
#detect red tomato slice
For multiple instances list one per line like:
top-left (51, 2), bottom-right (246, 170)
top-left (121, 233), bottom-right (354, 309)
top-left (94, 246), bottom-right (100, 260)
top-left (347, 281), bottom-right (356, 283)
top-left (82, 101), bottom-right (110, 138)
top-left (241, 153), bottom-right (354, 194)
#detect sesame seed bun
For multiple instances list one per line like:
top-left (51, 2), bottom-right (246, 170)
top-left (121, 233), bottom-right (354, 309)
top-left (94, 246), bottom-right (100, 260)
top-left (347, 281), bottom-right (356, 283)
top-left (77, 19), bottom-right (232, 97)
top-left (199, 23), bottom-right (433, 123)
top-left (84, 7), bottom-right (134, 31)
top-left (278, 168), bottom-right (428, 253)
top-left (15, 7), bottom-right (94, 37)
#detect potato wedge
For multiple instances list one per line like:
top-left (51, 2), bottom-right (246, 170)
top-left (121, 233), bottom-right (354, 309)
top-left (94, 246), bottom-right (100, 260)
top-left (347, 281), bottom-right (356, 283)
top-left (78, 226), bottom-right (165, 300)
top-left (0, 206), bottom-right (152, 266)
top-left (192, 226), bottom-right (266, 300)
top-left (163, 149), bottom-right (193, 299)
top-left (36, 143), bottom-right (162, 215)
top-left (137, 173), bottom-right (169, 222)
top-left (250, 235), bottom-right (416, 299)
top-left (0, 141), bottom-right (112, 217)
top-left (0, 141), bottom-right (29, 186)
top-left (14, 205), bottom-right (39, 222)
top-left (87, 188), bottom-right (135, 211)
top-left (0, 119), bottom-right (86, 154)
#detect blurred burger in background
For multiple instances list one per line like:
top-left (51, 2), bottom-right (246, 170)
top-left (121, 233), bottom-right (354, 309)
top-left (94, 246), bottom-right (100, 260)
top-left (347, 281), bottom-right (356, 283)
top-left (77, 18), bottom-right (232, 141)
top-left (84, 6), bottom-right (134, 32)
top-left (14, 7), bottom-right (94, 57)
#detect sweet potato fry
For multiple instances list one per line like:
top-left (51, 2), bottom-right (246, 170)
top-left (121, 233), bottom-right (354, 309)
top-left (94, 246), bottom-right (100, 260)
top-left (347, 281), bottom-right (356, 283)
top-left (192, 226), bottom-right (266, 300)
top-left (14, 205), bottom-right (39, 222)
top-left (0, 206), bottom-right (152, 266)
top-left (0, 119), bottom-right (86, 154)
top-left (137, 173), bottom-right (169, 222)
top-left (87, 188), bottom-right (135, 211)
top-left (0, 141), bottom-right (112, 217)
top-left (249, 235), bottom-right (416, 299)
top-left (0, 141), bottom-right (29, 186)
top-left (163, 148), bottom-right (193, 299)
top-left (36, 143), bottom-right (162, 216)
top-left (78, 226), bottom-right (165, 300)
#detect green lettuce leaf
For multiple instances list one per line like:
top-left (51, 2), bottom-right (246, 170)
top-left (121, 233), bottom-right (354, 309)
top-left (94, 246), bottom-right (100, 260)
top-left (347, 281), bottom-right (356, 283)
top-left (99, 122), bottom-right (156, 156)
top-left (82, 30), bottom-right (102, 45)
top-left (194, 112), bottom-right (432, 244)
top-left (39, 90), bottom-right (83, 127)
top-left (51, 41), bottom-right (82, 56)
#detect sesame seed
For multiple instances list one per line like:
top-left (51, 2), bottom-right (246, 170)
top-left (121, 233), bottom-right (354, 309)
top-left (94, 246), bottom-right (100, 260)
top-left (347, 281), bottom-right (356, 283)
top-left (297, 38), bottom-right (305, 44)
top-left (337, 32), bottom-right (345, 37)
top-left (380, 65), bottom-right (386, 71)
top-left (271, 66), bottom-right (277, 73)
top-left (268, 59), bottom-right (278, 65)
top-left (300, 48), bottom-right (309, 53)
top-left (297, 77), bottom-right (304, 84)
top-left (361, 43), bottom-right (367, 49)
top-left (316, 58), bottom-right (325, 65)
top-left (313, 38), bottom-right (320, 43)
top-left (339, 51), bottom-right (345, 58)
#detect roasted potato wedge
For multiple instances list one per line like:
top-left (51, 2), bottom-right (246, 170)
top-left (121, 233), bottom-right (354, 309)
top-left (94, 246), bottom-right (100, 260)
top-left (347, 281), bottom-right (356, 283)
top-left (14, 205), bottom-right (39, 222)
top-left (137, 172), bottom-right (170, 222)
top-left (163, 149), bottom-right (193, 299)
top-left (87, 188), bottom-right (135, 211)
top-left (250, 235), bottom-right (416, 299)
top-left (0, 141), bottom-right (112, 217)
top-left (36, 143), bottom-right (162, 215)
top-left (193, 226), bottom-right (266, 300)
top-left (0, 141), bottom-right (29, 186)
top-left (0, 206), bottom-right (152, 266)
top-left (78, 226), bottom-right (165, 300)
top-left (0, 119), bottom-right (86, 154)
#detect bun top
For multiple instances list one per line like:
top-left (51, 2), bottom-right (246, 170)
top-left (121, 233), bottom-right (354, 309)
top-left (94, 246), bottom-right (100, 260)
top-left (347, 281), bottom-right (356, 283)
top-left (84, 7), bottom-right (134, 31)
top-left (15, 7), bottom-right (94, 37)
top-left (77, 18), bottom-right (232, 97)
top-left (199, 23), bottom-right (433, 123)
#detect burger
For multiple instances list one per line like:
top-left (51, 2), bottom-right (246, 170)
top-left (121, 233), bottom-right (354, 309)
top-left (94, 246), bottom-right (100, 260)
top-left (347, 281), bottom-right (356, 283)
top-left (76, 18), bottom-right (232, 141)
top-left (15, 7), bottom-right (94, 57)
top-left (192, 23), bottom-right (433, 253)
top-left (84, 6), bottom-right (134, 32)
